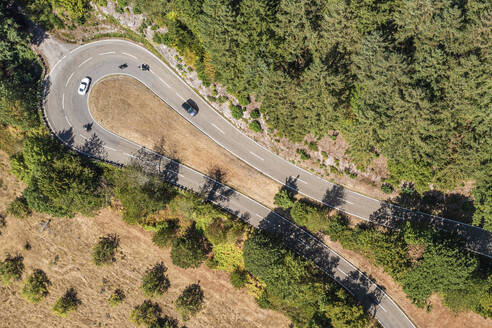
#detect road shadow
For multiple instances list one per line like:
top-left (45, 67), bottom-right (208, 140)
top-left (284, 175), bottom-right (299, 196)
top-left (322, 184), bottom-right (345, 208)
top-left (161, 159), bottom-right (180, 186)
top-left (80, 133), bottom-right (108, 159)
top-left (58, 127), bottom-right (74, 147)
top-left (199, 165), bottom-right (234, 203)
top-left (132, 147), bottom-right (162, 173)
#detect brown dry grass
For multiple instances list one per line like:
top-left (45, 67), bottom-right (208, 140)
top-left (0, 151), bottom-right (290, 328)
top-left (89, 75), bottom-right (281, 208)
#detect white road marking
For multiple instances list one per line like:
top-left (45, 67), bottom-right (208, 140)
top-left (65, 72), bottom-right (75, 87)
top-left (378, 304), bottom-right (387, 312)
top-left (103, 145), bottom-right (116, 151)
top-left (80, 135), bottom-right (88, 140)
top-left (292, 176), bottom-right (307, 184)
top-left (157, 76), bottom-right (170, 88)
top-left (121, 52), bottom-right (137, 59)
top-left (99, 51), bottom-right (116, 55)
top-left (337, 268), bottom-right (347, 276)
top-left (211, 123), bottom-right (225, 134)
top-left (256, 213), bottom-right (263, 218)
top-left (249, 151), bottom-right (264, 161)
top-left (176, 93), bottom-right (185, 101)
top-left (338, 197), bottom-right (354, 205)
top-left (64, 115), bottom-right (72, 127)
top-left (62, 94), bottom-right (65, 110)
top-left (124, 152), bottom-right (137, 158)
top-left (178, 173), bottom-right (184, 178)
top-left (78, 57), bottom-right (93, 68)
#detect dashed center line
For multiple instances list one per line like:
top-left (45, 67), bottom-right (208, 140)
top-left (62, 94), bottom-right (65, 110)
top-left (121, 52), bottom-right (137, 59)
top-left (176, 93), bottom-right (185, 101)
top-left (256, 213), bottom-right (263, 218)
top-left (211, 123), bottom-right (225, 134)
top-left (124, 152), bottom-right (137, 158)
top-left (337, 268), bottom-right (347, 276)
top-left (65, 72), bottom-right (75, 87)
top-left (291, 176), bottom-right (307, 184)
top-left (378, 304), bottom-right (387, 312)
top-left (339, 197), bottom-right (354, 205)
top-left (103, 145), bottom-right (116, 151)
top-left (99, 51), bottom-right (116, 55)
top-left (249, 151), bottom-right (264, 161)
top-left (80, 135), bottom-right (88, 140)
top-left (78, 57), bottom-right (93, 68)
top-left (157, 76), bottom-right (170, 88)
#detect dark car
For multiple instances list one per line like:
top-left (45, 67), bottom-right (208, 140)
top-left (181, 99), bottom-right (198, 117)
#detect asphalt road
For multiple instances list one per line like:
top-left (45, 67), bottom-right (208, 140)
top-left (39, 38), bottom-right (483, 328)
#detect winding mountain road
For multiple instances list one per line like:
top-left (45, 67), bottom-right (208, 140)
top-left (40, 37), bottom-right (488, 328)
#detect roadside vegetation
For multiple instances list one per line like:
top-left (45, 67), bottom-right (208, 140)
top-left (273, 187), bottom-right (492, 318)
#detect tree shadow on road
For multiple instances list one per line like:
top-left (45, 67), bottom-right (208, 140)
top-left (322, 184), bottom-right (345, 209)
top-left (58, 127), bottom-right (74, 147)
top-left (199, 165), bottom-right (234, 203)
top-left (80, 133), bottom-right (108, 159)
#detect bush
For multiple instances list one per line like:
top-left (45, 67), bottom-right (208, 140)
top-left (308, 141), bottom-right (318, 151)
top-left (130, 300), bottom-right (162, 326)
top-left (250, 109), bottom-right (260, 119)
top-left (330, 165), bottom-right (342, 176)
top-left (290, 201), bottom-right (326, 232)
top-left (296, 148), bottom-right (310, 160)
top-left (344, 168), bottom-right (357, 179)
top-left (152, 220), bottom-right (179, 248)
top-left (175, 284), bottom-right (204, 321)
top-left (117, 0), bottom-right (128, 7)
top-left (216, 95), bottom-right (227, 104)
top-left (52, 288), bottom-right (80, 317)
top-left (273, 188), bottom-right (294, 209)
top-left (237, 94), bottom-right (250, 106)
top-left (141, 262), bottom-right (170, 297)
top-left (321, 151), bottom-right (328, 159)
top-left (108, 289), bottom-right (125, 307)
top-left (0, 254), bottom-right (24, 285)
top-left (133, 6), bottom-right (142, 14)
top-left (230, 104), bottom-right (244, 120)
top-left (170, 225), bottom-right (209, 268)
top-left (92, 234), bottom-right (119, 266)
top-left (153, 32), bottom-right (172, 46)
top-left (381, 183), bottom-right (394, 194)
top-left (7, 196), bottom-right (31, 218)
top-left (230, 268), bottom-right (248, 289)
top-left (22, 269), bottom-right (50, 303)
top-left (249, 120), bottom-right (262, 133)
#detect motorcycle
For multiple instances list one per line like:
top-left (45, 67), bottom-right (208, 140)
top-left (119, 63), bottom-right (128, 69)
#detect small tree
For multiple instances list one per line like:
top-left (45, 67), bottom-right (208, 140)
top-left (52, 288), bottom-right (80, 317)
top-left (229, 268), bottom-right (248, 289)
top-left (250, 109), bottom-right (260, 119)
top-left (22, 269), bottom-right (50, 303)
top-left (290, 201), bottom-right (326, 232)
top-left (170, 225), bottom-right (209, 269)
top-left (273, 188), bottom-right (294, 209)
top-left (7, 196), bottom-right (31, 218)
top-left (141, 262), bottom-right (170, 297)
top-left (249, 120), bottom-right (262, 133)
top-left (0, 254), bottom-right (24, 285)
top-left (230, 104), bottom-right (244, 120)
top-left (107, 288), bottom-right (125, 307)
top-left (175, 283), bottom-right (204, 321)
top-left (92, 234), bottom-right (119, 266)
top-left (130, 300), bottom-right (162, 326)
top-left (152, 220), bottom-right (179, 248)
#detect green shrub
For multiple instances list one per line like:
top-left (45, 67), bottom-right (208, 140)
top-left (250, 109), bottom-right (260, 119)
top-left (308, 141), bottom-right (318, 151)
top-left (204, 218), bottom-right (243, 246)
top-left (141, 262), bottom-right (170, 297)
top-left (115, 6), bottom-right (124, 14)
top-left (130, 300), bottom-right (161, 326)
top-left (344, 168), bottom-right (357, 179)
top-left (7, 196), bottom-right (31, 218)
top-left (153, 32), bottom-right (172, 45)
top-left (290, 201), bottom-right (326, 232)
top-left (152, 220), bottom-right (179, 248)
top-left (273, 188), bottom-right (294, 209)
top-left (216, 95), bottom-right (227, 104)
top-left (296, 148), bottom-right (310, 160)
top-left (117, 0), bottom-right (129, 7)
top-left (321, 151), bottom-right (328, 159)
top-left (329, 165), bottom-right (342, 176)
top-left (92, 234), bottom-right (119, 266)
top-left (230, 104), bottom-right (244, 120)
top-left (229, 268), bottom-right (248, 289)
top-left (329, 134), bottom-right (337, 141)
top-left (207, 95), bottom-right (216, 102)
top-left (208, 243), bottom-right (244, 272)
top-left (133, 6), bottom-right (142, 14)
top-left (107, 289), bottom-right (125, 307)
top-left (381, 183), bottom-right (394, 194)
top-left (52, 288), bottom-right (80, 317)
top-left (175, 283), bottom-right (204, 321)
top-left (171, 225), bottom-right (209, 268)
top-left (0, 254), bottom-right (24, 285)
top-left (238, 94), bottom-right (250, 106)
top-left (249, 120), bottom-right (262, 133)
top-left (22, 269), bottom-right (50, 303)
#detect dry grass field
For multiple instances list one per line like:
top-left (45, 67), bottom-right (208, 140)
top-left (0, 151), bottom-right (290, 328)
top-left (89, 75), bottom-right (282, 208)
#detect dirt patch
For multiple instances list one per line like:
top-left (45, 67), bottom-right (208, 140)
top-left (89, 75), bottom-right (282, 208)
top-left (321, 234), bottom-right (492, 328)
top-left (0, 151), bottom-right (290, 328)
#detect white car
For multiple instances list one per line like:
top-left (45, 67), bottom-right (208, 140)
top-left (78, 77), bottom-right (91, 95)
